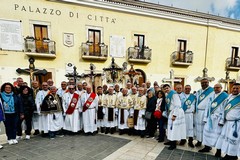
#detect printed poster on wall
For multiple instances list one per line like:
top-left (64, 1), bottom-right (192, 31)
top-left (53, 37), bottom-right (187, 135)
top-left (110, 35), bottom-right (126, 58)
top-left (0, 19), bottom-right (23, 51)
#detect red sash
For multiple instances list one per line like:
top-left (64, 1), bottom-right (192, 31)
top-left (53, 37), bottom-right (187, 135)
top-left (66, 93), bottom-right (79, 115)
top-left (83, 92), bottom-right (97, 112)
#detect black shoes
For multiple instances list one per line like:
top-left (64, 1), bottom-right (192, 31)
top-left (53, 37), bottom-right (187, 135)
top-left (215, 149), bottom-right (221, 157)
top-left (179, 139), bottom-right (186, 145)
top-left (195, 141), bottom-right (202, 147)
top-left (164, 141), bottom-right (171, 145)
top-left (188, 142), bottom-right (194, 148)
top-left (198, 146), bottom-right (212, 152)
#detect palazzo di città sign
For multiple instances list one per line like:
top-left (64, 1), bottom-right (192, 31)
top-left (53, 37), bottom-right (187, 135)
top-left (14, 4), bottom-right (117, 23)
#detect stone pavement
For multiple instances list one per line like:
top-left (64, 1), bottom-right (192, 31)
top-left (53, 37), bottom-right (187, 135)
top-left (156, 147), bottom-right (220, 160)
top-left (0, 133), bottom-right (239, 160)
top-left (0, 134), bottom-right (130, 160)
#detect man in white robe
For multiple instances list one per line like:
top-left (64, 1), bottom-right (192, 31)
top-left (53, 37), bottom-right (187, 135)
top-left (116, 88), bottom-right (133, 135)
top-left (199, 84), bottom-right (228, 156)
top-left (31, 80), bottom-right (41, 135)
top-left (130, 87), bottom-right (146, 138)
top-left (41, 86), bottom-right (64, 139)
top-left (194, 78), bottom-right (214, 147)
top-left (81, 85), bottom-right (98, 135)
top-left (103, 87), bottom-right (118, 134)
top-left (163, 84), bottom-right (186, 150)
top-left (35, 82), bottom-right (49, 135)
top-left (56, 81), bottom-right (68, 98)
top-left (62, 85), bottom-right (81, 133)
top-left (215, 83), bottom-right (240, 160)
top-left (114, 84), bottom-right (122, 98)
top-left (76, 82), bottom-right (86, 131)
top-left (96, 86), bottom-right (105, 133)
top-left (179, 85), bottom-right (195, 147)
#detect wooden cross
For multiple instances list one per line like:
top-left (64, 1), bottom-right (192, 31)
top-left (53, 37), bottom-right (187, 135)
top-left (219, 71), bottom-right (236, 93)
top-left (124, 64), bottom-right (140, 84)
top-left (16, 57), bottom-right (47, 87)
top-left (81, 63), bottom-right (102, 93)
top-left (65, 66), bottom-right (82, 85)
top-left (103, 57), bottom-right (123, 84)
top-left (162, 69), bottom-right (182, 87)
top-left (195, 68), bottom-right (215, 82)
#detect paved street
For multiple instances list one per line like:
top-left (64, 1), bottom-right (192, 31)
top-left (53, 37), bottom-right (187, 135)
top-left (0, 134), bottom-right (130, 160)
top-left (0, 132), bottom-right (239, 160)
top-left (156, 147), bottom-right (220, 160)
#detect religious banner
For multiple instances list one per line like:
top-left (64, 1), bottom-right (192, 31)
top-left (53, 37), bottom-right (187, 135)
top-left (0, 19), bottom-right (23, 51)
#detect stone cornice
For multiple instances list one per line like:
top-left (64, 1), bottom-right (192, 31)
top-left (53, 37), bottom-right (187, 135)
top-left (52, 0), bottom-right (240, 31)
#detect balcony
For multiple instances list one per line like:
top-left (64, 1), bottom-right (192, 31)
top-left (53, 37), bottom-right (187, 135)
top-left (127, 46), bottom-right (152, 63)
top-left (171, 50), bottom-right (193, 66)
top-left (81, 42), bottom-right (108, 61)
top-left (226, 57), bottom-right (240, 70)
top-left (24, 36), bottom-right (56, 58)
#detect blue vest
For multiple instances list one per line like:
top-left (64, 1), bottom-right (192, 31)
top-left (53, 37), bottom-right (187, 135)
top-left (182, 94), bottom-right (195, 112)
top-left (166, 90), bottom-right (176, 112)
top-left (224, 94), bottom-right (240, 115)
top-left (197, 87), bottom-right (214, 105)
top-left (210, 92), bottom-right (228, 114)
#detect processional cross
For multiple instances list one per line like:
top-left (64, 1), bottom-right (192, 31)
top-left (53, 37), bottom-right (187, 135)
top-left (219, 71), bottom-right (236, 93)
top-left (16, 57), bottom-right (47, 87)
top-left (82, 63), bottom-right (102, 93)
top-left (195, 68), bottom-right (215, 82)
top-left (103, 57), bottom-right (123, 84)
top-left (162, 69), bottom-right (182, 87)
top-left (124, 64), bottom-right (140, 84)
top-left (65, 66), bottom-right (82, 85)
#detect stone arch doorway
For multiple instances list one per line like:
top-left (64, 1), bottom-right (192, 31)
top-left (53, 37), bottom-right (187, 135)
top-left (135, 69), bottom-right (146, 87)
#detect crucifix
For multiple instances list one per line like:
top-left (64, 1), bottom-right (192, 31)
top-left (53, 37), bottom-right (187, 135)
top-left (195, 68), bottom-right (215, 82)
top-left (103, 57), bottom-right (123, 84)
top-left (16, 57), bottom-right (47, 87)
top-left (65, 66), bottom-right (82, 85)
top-left (124, 64), bottom-right (140, 84)
top-left (162, 69), bottom-right (182, 87)
top-left (81, 63), bottom-right (102, 93)
top-left (219, 71), bottom-right (236, 93)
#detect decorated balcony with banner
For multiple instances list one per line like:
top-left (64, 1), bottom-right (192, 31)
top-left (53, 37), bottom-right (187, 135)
top-left (81, 42), bottom-right (108, 61)
top-left (24, 36), bottom-right (56, 58)
top-left (171, 50), bottom-right (193, 66)
top-left (226, 57), bottom-right (240, 70)
top-left (127, 46), bottom-right (152, 63)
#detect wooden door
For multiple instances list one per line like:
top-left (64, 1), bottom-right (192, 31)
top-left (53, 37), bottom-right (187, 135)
top-left (35, 72), bottom-right (52, 87)
top-left (34, 25), bottom-right (48, 53)
top-left (174, 77), bottom-right (185, 90)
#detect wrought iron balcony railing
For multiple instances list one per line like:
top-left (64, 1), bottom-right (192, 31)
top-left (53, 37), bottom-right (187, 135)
top-left (127, 46), bottom-right (152, 63)
top-left (226, 57), bottom-right (240, 70)
top-left (171, 50), bottom-right (193, 66)
top-left (24, 36), bottom-right (56, 58)
top-left (81, 42), bottom-right (108, 60)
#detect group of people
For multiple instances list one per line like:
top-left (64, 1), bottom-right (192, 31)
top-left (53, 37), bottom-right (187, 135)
top-left (0, 77), bottom-right (239, 160)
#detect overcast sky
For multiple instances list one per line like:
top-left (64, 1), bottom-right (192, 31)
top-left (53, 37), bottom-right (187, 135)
top-left (141, 0), bottom-right (240, 20)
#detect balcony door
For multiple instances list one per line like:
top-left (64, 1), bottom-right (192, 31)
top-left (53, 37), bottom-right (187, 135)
top-left (231, 47), bottom-right (239, 66)
top-left (34, 24), bottom-right (48, 53)
top-left (88, 29), bottom-right (101, 56)
top-left (177, 40), bottom-right (187, 62)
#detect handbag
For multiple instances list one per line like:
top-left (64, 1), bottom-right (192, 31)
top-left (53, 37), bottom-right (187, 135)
top-left (145, 111), bottom-right (152, 120)
top-left (127, 117), bottom-right (134, 128)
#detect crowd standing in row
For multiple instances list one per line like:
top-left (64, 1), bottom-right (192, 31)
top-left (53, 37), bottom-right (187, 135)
top-left (0, 77), bottom-right (239, 160)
